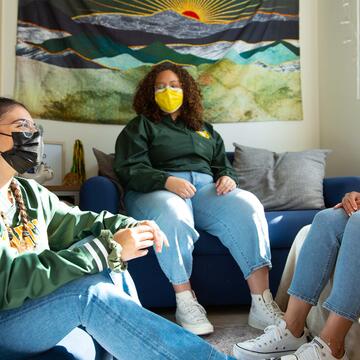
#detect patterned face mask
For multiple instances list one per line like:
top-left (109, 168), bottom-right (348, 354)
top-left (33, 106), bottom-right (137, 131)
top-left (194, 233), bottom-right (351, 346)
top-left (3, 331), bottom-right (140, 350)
top-left (155, 86), bottom-right (183, 114)
top-left (0, 130), bottom-right (43, 174)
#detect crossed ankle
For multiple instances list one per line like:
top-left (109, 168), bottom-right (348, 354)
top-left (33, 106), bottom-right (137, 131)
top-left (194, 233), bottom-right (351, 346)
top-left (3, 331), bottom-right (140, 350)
top-left (319, 336), bottom-right (346, 359)
top-left (283, 317), bottom-right (306, 338)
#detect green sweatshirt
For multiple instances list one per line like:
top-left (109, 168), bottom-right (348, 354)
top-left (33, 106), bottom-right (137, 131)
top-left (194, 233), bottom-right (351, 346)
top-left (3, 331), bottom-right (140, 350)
top-left (0, 178), bottom-right (138, 311)
top-left (114, 114), bottom-right (238, 192)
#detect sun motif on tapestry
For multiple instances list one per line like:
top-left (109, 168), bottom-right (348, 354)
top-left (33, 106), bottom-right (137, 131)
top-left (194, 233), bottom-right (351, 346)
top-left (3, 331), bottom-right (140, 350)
top-left (15, 0), bottom-right (301, 124)
top-left (80, 0), bottom-right (265, 23)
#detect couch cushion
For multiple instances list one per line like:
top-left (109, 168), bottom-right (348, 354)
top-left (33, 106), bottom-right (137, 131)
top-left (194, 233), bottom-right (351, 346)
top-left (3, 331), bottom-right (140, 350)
top-left (92, 147), bottom-right (125, 212)
top-left (232, 144), bottom-right (330, 210)
top-left (191, 209), bottom-right (320, 255)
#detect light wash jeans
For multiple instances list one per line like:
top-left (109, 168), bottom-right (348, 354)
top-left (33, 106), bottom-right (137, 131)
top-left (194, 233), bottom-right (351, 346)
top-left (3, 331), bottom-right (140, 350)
top-left (0, 269), bottom-right (233, 360)
top-left (125, 171), bottom-right (271, 285)
top-left (288, 208), bottom-right (360, 321)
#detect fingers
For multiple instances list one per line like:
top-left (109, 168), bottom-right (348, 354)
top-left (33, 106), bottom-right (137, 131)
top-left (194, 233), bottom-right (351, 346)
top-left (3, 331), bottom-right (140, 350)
top-left (137, 240), bottom-right (154, 250)
top-left (188, 182), bottom-right (196, 193)
top-left (165, 177), bottom-right (196, 198)
top-left (341, 192), bottom-right (358, 216)
top-left (333, 203), bottom-right (343, 209)
top-left (181, 183), bottom-right (196, 198)
top-left (138, 220), bottom-right (169, 252)
top-left (136, 231), bottom-right (154, 241)
top-left (133, 224), bottom-right (155, 234)
top-left (343, 200), bottom-right (355, 216)
top-left (347, 192), bottom-right (358, 211)
top-left (216, 177), bottom-right (236, 195)
top-left (160, 230), bottom-right (169, 248)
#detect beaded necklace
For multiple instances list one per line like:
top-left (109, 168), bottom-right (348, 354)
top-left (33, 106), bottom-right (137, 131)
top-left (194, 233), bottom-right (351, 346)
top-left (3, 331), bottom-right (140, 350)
top-left (0, 181), bottom-right (35, 253)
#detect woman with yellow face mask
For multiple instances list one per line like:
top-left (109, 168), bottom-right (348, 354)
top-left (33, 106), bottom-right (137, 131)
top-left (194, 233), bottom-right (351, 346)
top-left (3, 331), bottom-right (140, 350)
top-left (114, 62), bottom-right (282, 336)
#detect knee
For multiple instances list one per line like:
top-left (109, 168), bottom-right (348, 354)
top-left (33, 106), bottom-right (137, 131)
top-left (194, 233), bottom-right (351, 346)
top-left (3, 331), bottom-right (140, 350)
top-left (347, 209), bottom-right (360, 226)
top-left (148, 196), bottom-right (194, 230)
top-left (312, 208), bottom-right (347, 228)
top-left (232, 189), bottom-right (265, 217)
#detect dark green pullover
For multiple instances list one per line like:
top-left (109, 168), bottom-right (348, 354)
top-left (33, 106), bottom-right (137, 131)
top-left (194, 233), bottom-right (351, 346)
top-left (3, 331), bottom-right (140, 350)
top-left (0, 178), bottom-right (138, 311)
top-left (114, 114), bottom-right (238, 192)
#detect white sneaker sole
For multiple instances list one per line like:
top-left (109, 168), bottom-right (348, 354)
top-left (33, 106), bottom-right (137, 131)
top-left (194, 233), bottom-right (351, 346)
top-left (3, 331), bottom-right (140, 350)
top-left (176, 319), bottom-right (214, 335)
top-left (233, 343), bottom-right (296, 360)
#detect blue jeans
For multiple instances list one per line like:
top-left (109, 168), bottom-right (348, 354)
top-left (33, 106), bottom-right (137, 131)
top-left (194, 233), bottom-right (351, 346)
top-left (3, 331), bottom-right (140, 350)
top-left (0, 269), bottom-right (233, 360)
top-left (125, 171), bottom-right (271, 284)
top-left (289, 208), bottom-right (360, 321)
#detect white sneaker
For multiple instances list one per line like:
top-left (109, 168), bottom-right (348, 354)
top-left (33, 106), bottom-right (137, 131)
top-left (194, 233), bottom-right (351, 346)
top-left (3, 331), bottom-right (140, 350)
top-left (233, 319), bottom-right (309, 360)
top-left (248, 289), bottom-right (284, 330)
top-left (280, 337), bottom-right (349, 360)
top-left (175, 290), bottom-right (214, 335)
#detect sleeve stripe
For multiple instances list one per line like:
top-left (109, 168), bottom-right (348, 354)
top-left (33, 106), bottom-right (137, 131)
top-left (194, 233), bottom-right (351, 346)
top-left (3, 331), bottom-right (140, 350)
top-left (125, 220), bottom-right (138, 228)
top-left (93, 238), bottom-right (110, 267)
top-left (84, 243), bottom-right (104, 272)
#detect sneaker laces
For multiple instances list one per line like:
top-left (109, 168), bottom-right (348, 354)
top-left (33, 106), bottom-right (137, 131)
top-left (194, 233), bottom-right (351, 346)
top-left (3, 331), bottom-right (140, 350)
top-left (244, 324), bottom-right (286, 346)
top-left (265, 300), bottom-right (284, 321)
top-left (179, 297), bottom-right (208, 323)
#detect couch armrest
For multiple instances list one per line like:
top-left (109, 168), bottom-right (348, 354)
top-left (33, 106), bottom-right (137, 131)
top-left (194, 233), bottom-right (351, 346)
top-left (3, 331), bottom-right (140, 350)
top-left (323, 176), bottom-right (360, 207)
top-left (79, 176), bottom-right (120, 214)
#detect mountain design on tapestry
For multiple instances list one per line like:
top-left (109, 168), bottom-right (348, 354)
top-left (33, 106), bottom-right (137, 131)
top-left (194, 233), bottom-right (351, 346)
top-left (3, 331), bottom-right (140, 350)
top-left (15, 0), bottom-right (302, 124)
top-left (17, 0), bottom-right (299, 69)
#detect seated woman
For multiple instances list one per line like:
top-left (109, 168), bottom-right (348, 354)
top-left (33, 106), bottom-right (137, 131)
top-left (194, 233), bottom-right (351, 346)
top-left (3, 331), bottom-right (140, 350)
top-left (114, 62), bottom-right (282, 336)
top-left (0, 97), bottom-right (232, 360)
top-left (233, 191), bottom-right (360, 360)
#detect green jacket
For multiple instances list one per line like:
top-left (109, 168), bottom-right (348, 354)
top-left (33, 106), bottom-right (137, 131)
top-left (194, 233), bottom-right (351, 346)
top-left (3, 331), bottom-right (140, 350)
top-left (0, 178), bottom-right (138, 311)
top-left (114, 114), bottom-right (238, 192)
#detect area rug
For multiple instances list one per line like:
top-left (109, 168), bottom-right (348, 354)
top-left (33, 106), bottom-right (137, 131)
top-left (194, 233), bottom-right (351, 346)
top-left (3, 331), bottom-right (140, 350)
top-left (205, 325), bottom-right (262, 355)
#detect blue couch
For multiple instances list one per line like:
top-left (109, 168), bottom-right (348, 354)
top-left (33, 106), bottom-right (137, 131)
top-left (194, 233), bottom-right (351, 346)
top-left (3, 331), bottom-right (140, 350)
top-left (35, 156), bottom-right (360, 360)
top-left (78, 156), bottom-right (360, 307)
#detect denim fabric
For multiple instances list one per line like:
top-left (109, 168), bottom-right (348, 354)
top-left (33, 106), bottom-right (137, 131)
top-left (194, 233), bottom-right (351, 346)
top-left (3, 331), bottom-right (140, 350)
top-left (0, 269), bottom-right (232, 360)
top-left (125, 171), bottom-right (271, 284)
top-left (288, 208), bottom-right (360, 321)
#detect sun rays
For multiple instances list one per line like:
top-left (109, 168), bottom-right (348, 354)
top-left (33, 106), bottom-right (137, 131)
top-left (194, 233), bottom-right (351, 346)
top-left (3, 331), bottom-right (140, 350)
top-left (82, 0), bottom-right (263, 23)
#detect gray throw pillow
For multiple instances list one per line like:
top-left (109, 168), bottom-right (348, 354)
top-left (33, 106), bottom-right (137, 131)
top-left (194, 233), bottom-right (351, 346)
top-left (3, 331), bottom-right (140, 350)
top-left (92, 148), bottom-right (125, 212)
top-left (232, 143), bottom-right (331, 210)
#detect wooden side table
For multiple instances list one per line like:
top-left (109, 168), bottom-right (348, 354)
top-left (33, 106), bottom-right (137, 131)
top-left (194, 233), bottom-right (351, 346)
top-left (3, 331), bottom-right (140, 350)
top-left (46, 185), bottom-right (81, 206)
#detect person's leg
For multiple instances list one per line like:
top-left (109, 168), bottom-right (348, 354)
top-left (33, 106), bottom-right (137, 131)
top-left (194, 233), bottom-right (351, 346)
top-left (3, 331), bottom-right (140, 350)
top-left (0, 270), bottom-right (231, 360)
top-left (316, 210), bottom-right (360, 358)
top-left (284, 208), bottom-right (350, 333)
top-left (191, 178), bottom-right (278, 329)
top-left (125, 189), bottom-right (198, 287)
top-left (125, 187), bottom-right (214, 335)
top-left (191, 178), bottom-right (271, 285)
top-left (233, 208), bottom-right (350, 360)
top-left (319, 313), bottom-right (352, 359)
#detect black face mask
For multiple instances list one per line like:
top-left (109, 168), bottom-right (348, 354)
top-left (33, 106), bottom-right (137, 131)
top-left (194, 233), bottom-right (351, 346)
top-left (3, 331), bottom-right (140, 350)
top-left (0, 131), bottom-right (43, 174)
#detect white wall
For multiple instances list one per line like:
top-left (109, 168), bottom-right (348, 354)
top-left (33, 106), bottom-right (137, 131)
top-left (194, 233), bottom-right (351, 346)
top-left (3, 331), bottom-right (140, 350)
top-left (318, 0), bottom-right (360, 176)
top-left (0, 0), bottom-right (320, 178)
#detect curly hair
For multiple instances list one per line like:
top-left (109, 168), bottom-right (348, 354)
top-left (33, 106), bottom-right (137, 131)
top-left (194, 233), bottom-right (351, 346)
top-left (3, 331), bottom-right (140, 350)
top-left (133, 62), bottom-right (204, 131)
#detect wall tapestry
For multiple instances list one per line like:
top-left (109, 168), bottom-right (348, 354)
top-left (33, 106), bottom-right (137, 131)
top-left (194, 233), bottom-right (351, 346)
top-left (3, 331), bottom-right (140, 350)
top-left (15, 0), bottom-right (301, 124)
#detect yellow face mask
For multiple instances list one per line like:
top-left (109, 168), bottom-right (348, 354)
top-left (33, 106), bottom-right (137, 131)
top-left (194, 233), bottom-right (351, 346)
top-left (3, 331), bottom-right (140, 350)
top-left (155, 87), bottom-right (183, 114)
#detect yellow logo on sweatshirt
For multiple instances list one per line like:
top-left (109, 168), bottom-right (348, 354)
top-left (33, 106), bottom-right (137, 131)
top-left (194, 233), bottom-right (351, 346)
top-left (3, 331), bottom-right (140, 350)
top-left (1, 219), bottom-right (39, 251)
top-left (196, 130), bottom-right (211, 139)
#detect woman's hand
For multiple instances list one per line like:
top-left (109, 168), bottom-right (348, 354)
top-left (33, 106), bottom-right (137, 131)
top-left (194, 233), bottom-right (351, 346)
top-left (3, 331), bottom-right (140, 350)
top-left (165, 176), bottom-right (196, 199)
top-left (113, 221), bottom-right (169, 261)
top-left (334, 191), bottom-right (360, 216)
top-left (215, 176), bottom-right (236, 195)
